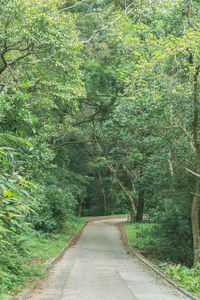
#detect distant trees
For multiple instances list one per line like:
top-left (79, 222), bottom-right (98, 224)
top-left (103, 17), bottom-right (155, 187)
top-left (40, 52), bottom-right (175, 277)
top-left (67, 0), bottom-right (200, 266)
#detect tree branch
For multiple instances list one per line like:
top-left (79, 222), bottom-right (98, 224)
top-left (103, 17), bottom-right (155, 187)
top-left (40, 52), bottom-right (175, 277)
top-left (108, 163), bottom-right (137, 216)
top-left (9, 48), bottom-right (34, 67)
top-left (3, 45), bottom-right (34, 53)
top-left (187, 0), bottom-right (198, 31)
top-left (122, 164), bottom-right (138, 202)
top-left (52, 139), bottom-right (114, 150)
top-left (90, 124), bottom-right (137, 218)
top-left (52, 140), bottom-right (93, 149)
top-left (71, 108), bottom-right (102, 127)
top-left (191, 192), bottom-right (200, 197)
top-left (185, 167), bottom-right (200, 178)
top-left (163, 125), bottom-right (196, 154)
top-left (0, 53), bottom-right (8, 75)
top-left (177, 125), bottom-right (196, 154)
top-left (0, 43), bottom-right (34, 76)
top-left (83, 2), bottom-right (135, 44)
top-left (58, 0), bottom-right (92, 13)
top-left (71, 96), bottom-right (116, 127)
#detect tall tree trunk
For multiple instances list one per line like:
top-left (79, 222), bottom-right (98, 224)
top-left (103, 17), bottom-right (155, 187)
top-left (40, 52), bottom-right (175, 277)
top-left (116, 177), bottom-right (137, 220)
top-left (91, 126), bottom-right (137, 219)
top-left (121, 164), bottom-right (137, 199)
top-left (168, 151), bottom-right (174, 177)
top-left (136, 189), bottom-right (144, 222)
top-left (78, 195), bottom-right (83, 217)
top-left (122, 164), bottom-right (144, 221)
top-left (98, 172), bottom-right (107, 214)
top-left (91, 122), bottom-right (137, 220)
top-left (192, 177), bottom-right (200, 265)
top-left (181, 64), bottom-right (200, 265)
top-left (191, 66), bottom-right (200, 266)
top-left (108, 164), bottom-right (137, 220)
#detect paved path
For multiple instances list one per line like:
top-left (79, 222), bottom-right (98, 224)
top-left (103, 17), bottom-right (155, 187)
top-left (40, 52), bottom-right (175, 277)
top-left (27, 218), bottom-right (189, 300)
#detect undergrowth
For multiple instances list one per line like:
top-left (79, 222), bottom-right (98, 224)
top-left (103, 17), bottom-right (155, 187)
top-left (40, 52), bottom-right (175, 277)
top-left (0, 218), bottom-right (86, 300)
top-left (160, 263), bottom-right (200, 298)
top-left (124, 222), bottom-right (155, 253)
top-left (124, 221), bottom-right (198, 298)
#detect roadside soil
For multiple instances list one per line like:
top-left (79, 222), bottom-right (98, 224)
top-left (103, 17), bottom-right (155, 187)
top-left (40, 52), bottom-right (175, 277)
top-left (26, 216), bottom-right (189, 300)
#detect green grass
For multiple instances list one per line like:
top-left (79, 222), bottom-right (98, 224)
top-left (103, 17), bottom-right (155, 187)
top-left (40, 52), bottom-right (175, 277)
top-left (124, 221), bottom-right (155, 252)
top-left (0, 218), bottom-right (87, 300)
top-left (124, 221), bottom-right (200, 298)
top-left (27, 218), bottom-right (87, 261)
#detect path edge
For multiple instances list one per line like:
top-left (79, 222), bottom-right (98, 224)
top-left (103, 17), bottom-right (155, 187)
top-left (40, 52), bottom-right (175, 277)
top-left (16, 220), bottom-right (88, 300)
top-left (118, 222), bottom-right (200, 300)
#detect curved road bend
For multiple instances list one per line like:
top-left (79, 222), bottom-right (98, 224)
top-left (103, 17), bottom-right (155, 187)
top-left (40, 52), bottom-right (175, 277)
top-left (27, 217), bottom-right (189, 300)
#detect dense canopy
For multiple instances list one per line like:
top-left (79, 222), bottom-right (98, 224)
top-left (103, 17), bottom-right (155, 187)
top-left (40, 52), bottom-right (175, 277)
top-left (1, 0), bottom-right (200, 295)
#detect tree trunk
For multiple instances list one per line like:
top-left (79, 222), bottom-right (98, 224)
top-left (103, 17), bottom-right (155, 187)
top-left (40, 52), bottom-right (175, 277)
top-left (108, 163), bottom-right (137, 220)
top-left (191, 66), bottom-right (200, 266)
top-left (98, 172), bottom-right (107, 214)
top-left (122, 164), bottom-right (144, 221)
top-left (115, 175), bottom-right (137, 221)
top-left (78, 195), bottom-right (83, 217)
top-left (136, 189), bottom-right (144, 222)
top-left (168, 151), bottom-right (174, 177)
top-left (122, 164), bottom-right (137, 197)
top-left (192, 177), bottom-right (200, 266)
top-left (91, 127), bottom-right (137, 221)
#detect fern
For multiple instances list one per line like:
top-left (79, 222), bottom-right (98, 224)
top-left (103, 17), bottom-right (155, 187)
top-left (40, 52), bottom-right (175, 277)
top-left (0, 134), bottom-right (33, 148)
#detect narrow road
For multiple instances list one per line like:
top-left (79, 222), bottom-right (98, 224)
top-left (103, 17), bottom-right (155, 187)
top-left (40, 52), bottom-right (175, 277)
top-left (27, 218), bottom-right (189, 300)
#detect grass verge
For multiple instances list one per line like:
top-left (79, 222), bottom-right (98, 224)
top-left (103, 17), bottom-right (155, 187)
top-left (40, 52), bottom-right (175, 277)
top-left (0, 218), bottom-right (87, 300)
top-left (159, 263), bottom-right (200, 298)
top-left (124, 221), bottom-right (200, 299)
top-left (124, 221), bottom-right (155, 257)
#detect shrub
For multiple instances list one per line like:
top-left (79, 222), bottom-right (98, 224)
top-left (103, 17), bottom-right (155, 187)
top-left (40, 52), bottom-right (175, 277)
top-left (151, 207), bottom-right (193, 266)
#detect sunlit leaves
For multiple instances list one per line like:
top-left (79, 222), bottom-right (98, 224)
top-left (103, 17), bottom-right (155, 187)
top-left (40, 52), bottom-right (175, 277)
top-left (0, 171), bottom-right (34, 236)
top-left (0, 0), bottom-right (85, 111)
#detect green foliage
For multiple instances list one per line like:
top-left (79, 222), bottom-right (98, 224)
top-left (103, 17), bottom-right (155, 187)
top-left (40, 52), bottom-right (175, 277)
top-left (31, 172), bottom-right (77, 232)
top-left (125, 212), bottom-right (193, 267)
top-left (0, 217), bottom-right (86, 297)
top-left (0, 145), bottom-right (35, 240)
top-left (126, 219), bottom-right (200, 297)
top-left (0, 0), bottom-right (200, 294)
top-left (124, 222), bottom-right (155, 250)
top-left (0, 174), bottom-right (33, 235)
top-left (151, 208), bottom-right (193, 266)
top-left (160, 263), bottom-right (200, 297)
top-left (0, 0), bottom-right (87, 295)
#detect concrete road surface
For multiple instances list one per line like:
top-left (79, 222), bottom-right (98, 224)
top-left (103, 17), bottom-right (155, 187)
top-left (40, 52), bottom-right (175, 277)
top-left (27, 217), bottom-right (189, 300)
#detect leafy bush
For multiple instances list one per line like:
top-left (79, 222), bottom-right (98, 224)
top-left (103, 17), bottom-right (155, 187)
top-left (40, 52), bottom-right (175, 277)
top-left (0, 172), bottom-right (34, 237)
top-left (31, 172), bottom-right (77, 232)
top-left (160, 263), bottom-right (200, 297)
top-left (0, 217), bottom-right (86, 297)
top-left (125, 213), bottom-right (193, 267)
top-left (0, 235), bottom-right (41, 295)
top-left (150, 207), bottom-right (193, 266)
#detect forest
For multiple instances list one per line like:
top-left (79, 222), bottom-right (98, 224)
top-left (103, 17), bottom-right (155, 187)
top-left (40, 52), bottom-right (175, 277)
top-left (1, 0), bottom-right (200, 297)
